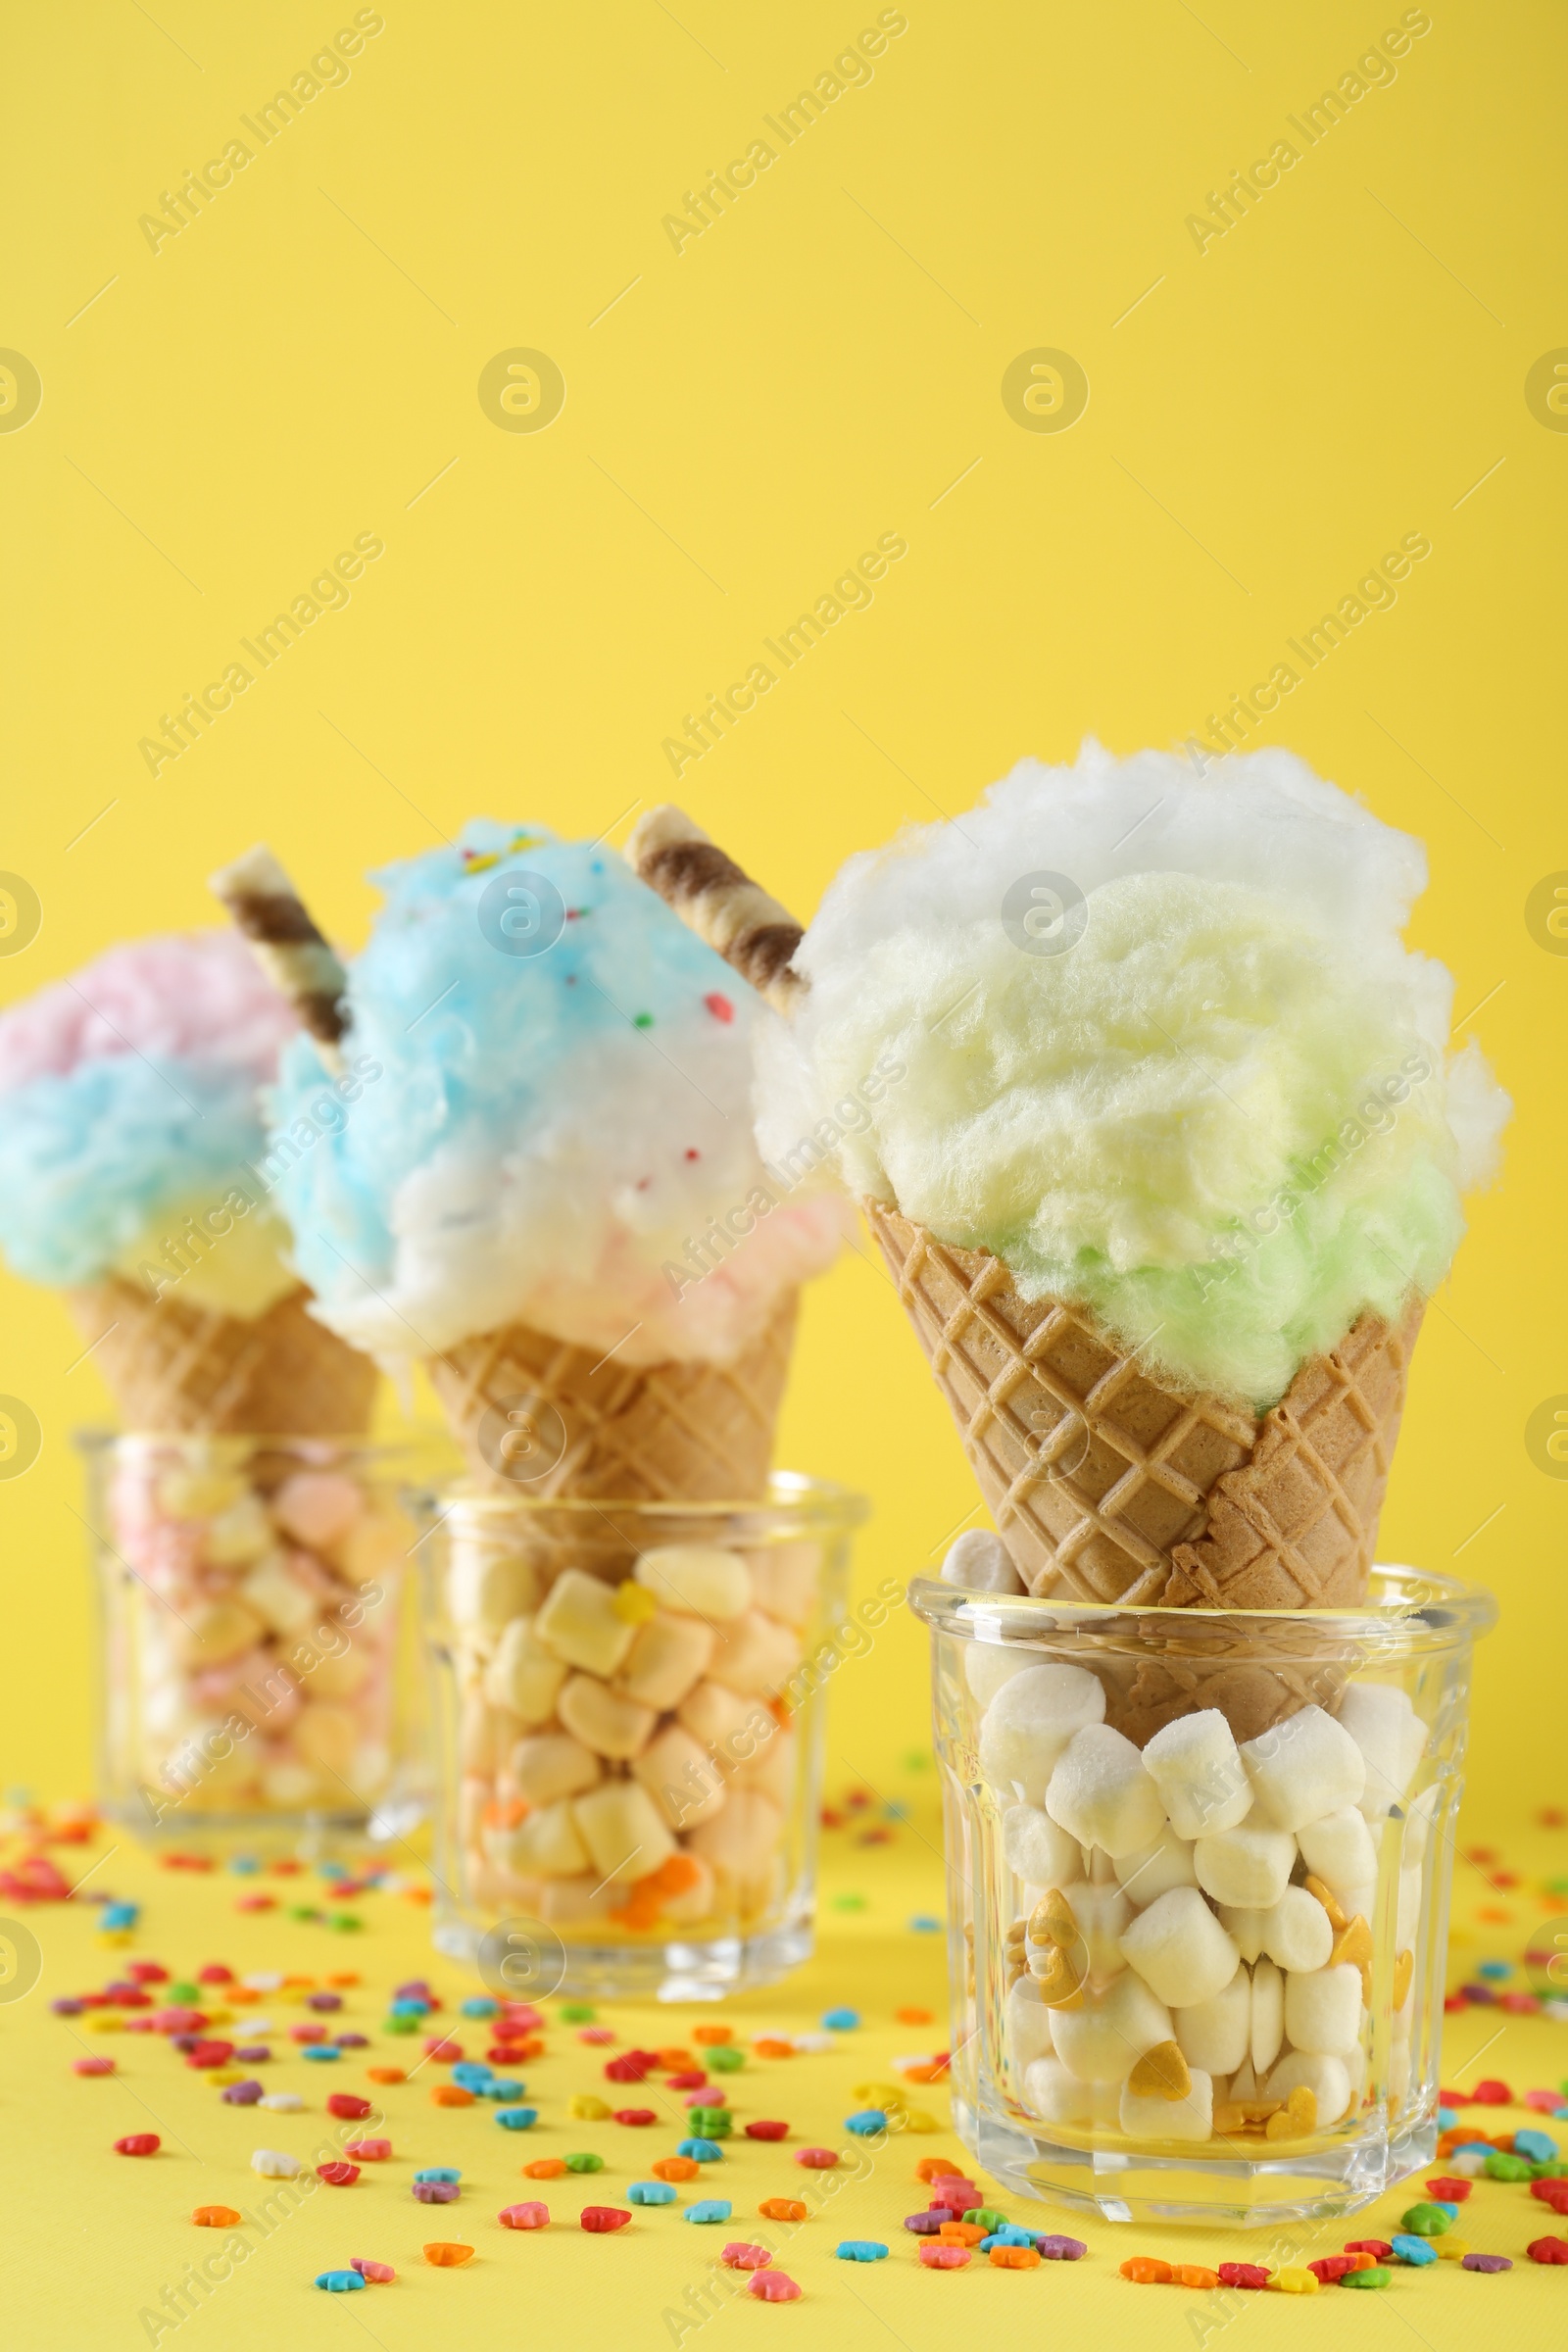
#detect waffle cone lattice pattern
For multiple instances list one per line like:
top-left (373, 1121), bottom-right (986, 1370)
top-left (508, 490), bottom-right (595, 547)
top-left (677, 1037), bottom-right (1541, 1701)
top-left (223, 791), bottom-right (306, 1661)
top-left (867, 1204), bottom-right (1421, 1609)
top-left (429, 1295), bottom-right (798, 1501)
top-left (68, 1279), bottom-right (377, 1436)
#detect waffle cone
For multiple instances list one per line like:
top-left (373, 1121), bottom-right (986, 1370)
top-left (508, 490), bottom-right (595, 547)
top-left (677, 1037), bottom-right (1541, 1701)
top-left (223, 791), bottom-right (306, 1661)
top-left (68, 1277), bottom-right (377, 1436)
top-left (868, 1203), bottom-right (1422, 1614)
top-left (428, 1294), bottom-right (798, 1501)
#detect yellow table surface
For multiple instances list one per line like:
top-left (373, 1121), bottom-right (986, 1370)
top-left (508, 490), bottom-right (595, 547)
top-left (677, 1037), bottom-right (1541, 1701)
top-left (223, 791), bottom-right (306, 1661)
top-left (3, 1789), bottom-right (1565, 2350)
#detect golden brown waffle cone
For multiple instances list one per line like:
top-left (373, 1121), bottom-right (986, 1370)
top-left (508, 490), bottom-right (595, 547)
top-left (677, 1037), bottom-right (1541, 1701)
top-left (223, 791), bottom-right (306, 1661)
top-left (68, 1277), bottom-right (377, 1436)
top-left (868, 1202), bottom-right (1422, 1614)
top-left (428, 1293), bottom-right (798, 1501)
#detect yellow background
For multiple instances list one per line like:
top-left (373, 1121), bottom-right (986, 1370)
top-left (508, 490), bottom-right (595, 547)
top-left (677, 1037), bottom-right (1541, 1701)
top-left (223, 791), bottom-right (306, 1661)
top-left (4, 0), bottom-right (1566, 1836)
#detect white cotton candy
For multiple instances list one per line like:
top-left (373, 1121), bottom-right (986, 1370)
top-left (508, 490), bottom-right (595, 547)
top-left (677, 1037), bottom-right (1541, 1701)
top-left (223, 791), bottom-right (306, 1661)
top-left (1173, 1967), bottom-right (1250, 2077)
top-left (1240, 1705), bottom-right (1365, 1832)
top-left (1336, 1684), bottom-right (1428, 1819)
top-left (1003, 1803), bottom-right (1084, 1890)
top-left (1284, 1964), bottom-right (1363, 2057)
top-left (1113, 1825), bottom-right (1200, 1907)
top-left (1250, 1959), bottom-right (1283, 2074)
top-left (1120, 2067), bottom-right (1213, 2143)
top-left (941, 1528), bottom-right (1024, 1592)
top-left (978, 1662), bottom-right (1106, 1802)
top-left (1297, 1804), bottom-right (1378, 1893)
top-left (1193, 1825), bottom-right (1297, 1910)
top-left (1119, 1886), bottom-right (1240, 2008)
top-left (1265, 2048), bottom-right (1352, 2127)
top-left (1006, 1975), bottom-right (1055, 2076)
top-left (1051, 1970), bottom-right (1172, 2084)
top-left (1045, 1723), bottom-right (1166, 1857)
top-left (1142, 1710), bottom-right (1253, 1838)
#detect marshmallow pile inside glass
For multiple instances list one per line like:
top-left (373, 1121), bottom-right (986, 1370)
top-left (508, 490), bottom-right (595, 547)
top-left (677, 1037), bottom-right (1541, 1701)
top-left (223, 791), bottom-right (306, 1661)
top-left (981, 1651), bottom-right (1432, 2143)
top-left (449, 1513), bottom-right (821, 1935)
top-left (103, 1442), bottom-right (410, 1815)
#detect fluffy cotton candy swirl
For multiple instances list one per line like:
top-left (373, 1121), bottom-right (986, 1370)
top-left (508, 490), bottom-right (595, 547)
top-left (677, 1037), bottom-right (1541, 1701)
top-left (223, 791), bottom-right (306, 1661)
top-left (758, 742), bottom-right (1508, 1406)
top-left (0, 932), bottom-right (300, 1301)
top-left (270, 822), bottom-right (846, 1363)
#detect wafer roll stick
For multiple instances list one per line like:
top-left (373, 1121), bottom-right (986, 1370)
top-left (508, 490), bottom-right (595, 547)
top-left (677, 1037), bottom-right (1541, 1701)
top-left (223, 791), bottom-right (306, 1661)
top-left (209, 845), bottom-right (350, 1069)
top-left (626, 806), bottom-right (806, 1014)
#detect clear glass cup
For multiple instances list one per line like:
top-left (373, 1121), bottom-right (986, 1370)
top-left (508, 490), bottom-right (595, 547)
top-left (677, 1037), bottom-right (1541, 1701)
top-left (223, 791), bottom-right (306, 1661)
top-left (911, 1566), bottom-right (1496, 2227)
top-left (79, 1432), bottom-right (425, 1846)
top-left (417, 1473), bottom-right (868, 1998)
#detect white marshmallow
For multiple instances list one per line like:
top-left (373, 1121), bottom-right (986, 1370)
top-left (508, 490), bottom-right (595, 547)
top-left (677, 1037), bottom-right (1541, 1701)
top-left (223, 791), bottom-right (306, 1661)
top-left (1114, 1825), bottom-right (1200, 1908)
top-left (1120, 2066), bottom-right (1213, 2143)
top-left (1052, 1970), bottom-right (1172, 2083)
top-left (1021, 2054), bottom-right (1098, 2124)
top-left (616, 1611), bottom-right (714, 1711)
top-left (1120, 1886), bottom-right (1240, 2008)
top-left (448, 1542), bottom-right (535, 1632)
top-left (941, 1528), bottom-right (1024, 1592)
top-left (1173, 1967), bottom-right (1250, 2076)
top-left (1049, 1882), bottom-right (1131, 1983)
top-left (1250, 1958), bottom-right (1283, 2073)
top-left (742, 1542), bottom-right (819, 1627)
top-left (1221, 1886), bottom-right (1333, 1975)
top-left (634, 1544), bottom-right (752, 1620)
top-left (731, 1723), bottom-right (795, 1808)
top-left (1336, 1683), bottom-right (1427, 1819)
top-left (1228, 2057), bottom-right (1257, 2102)
top-left (1240, 1705), bottom-right (1364, 1833)
top-left (1045, 1724), bottom-right (1166, 1858)
top-left (978, 1663), bottom-right (1106, 1803)
top-left (506, 1796), bottom-right (590, 1878)
top-left (1339, 1881), bottom-right (1377, 1927)
top-left (631, 1723), bottom-right (727, 1829)
top-left (509, 1731), bottom-right (601, 1807)
top-left (571, 1779), bottom-right (677, 1882)
top-left (1265, 2048), bottom-right (1351, 2127)
top-left (1142, 1710), bottom-right (1252, 1838)
top-left (686, 1788), bottom-right (784, 1876)
top-left (1284, 1963), bottom-right (1362, 2056)
top-left (1193, 1825), bottom-right (1297, 1910)
top-left (556, 1673), bottom-right (658, 1761)
top-left (534, 1569), bottom-right (635, 1677)
top-left (1297, 1805), bottom-right (1378, 1894)
top-left (707, 1609), bottom-right (800, 1697)
top-left (677, 1679), bottom-right (772, 1766)
top-left (484, 1617), bottom-right (568, 1725)
top-left (1003, 1803), bottom-right (1083, 1890)
top-left (965, 1645), bottom-right (1035, 1707)
top-left (1005, 1974), bottom-right (1055, 2075)
top-left (239, 1552), bottom-right (318, 1635)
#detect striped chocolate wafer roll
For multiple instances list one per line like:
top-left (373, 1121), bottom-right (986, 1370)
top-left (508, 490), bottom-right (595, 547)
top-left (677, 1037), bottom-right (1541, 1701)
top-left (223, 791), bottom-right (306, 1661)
top-left (626, 806), bottom-right (806, 1014)
top-left (209, 844), bottom-right (350, 1068)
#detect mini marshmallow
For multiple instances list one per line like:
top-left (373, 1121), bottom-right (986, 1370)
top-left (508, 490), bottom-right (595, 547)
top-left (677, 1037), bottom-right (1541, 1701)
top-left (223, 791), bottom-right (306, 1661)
top-left (686, 1788), bottom-right (784, 1876)
top-left (1228, 2057), bottom-right (1257, 2102)
top-left (706, 1610), bottom-right (800, 1698)
top-left (1336, 1683), bottom-right (1427, 1819)
top-left (742, 1542), bottom-right (819, 1628)
top-left (616, 1611), bottom-right (714, 1711)
top-left (634, 1544), bottom-right (752, 1620)
top-left (965, 1646), bottom-right (1036, 1708)
top-left (1173, 1967), bottom-right (1250, 2077)
top-left (1193, 1825), bottom-right (1297, 1910)
top-left (1045, 1724), bottom-right (1166, 1857)
top-left (1052, 1970), bottom-right (1172, 2084)
top-left (447, 1542), bottom-right (534, 1632)
top-left (1250, 1957), bottom-right (1283, 2074)
top-left (730, 1724), bottom-right (795, 1808)
top-left (1005, 1975), bottom-right (1055, 2076)
top-left (940, 1528), bottom-right (1024, 1592)
top-left (632, 1723), bottom-right (727, 1829)
top-left (509, 1732), bottom-right (602, 1807)
top-left (1297, 1804), bottom-right (1378, 1893)
top-left (677, 1679), bottom-right (773, 1769)
top-left (1003, 1803), bottom-right (1084, 1891)
top-left (1220, 1886), bottom-right (1333, 1975)
top-left (1142, 1710), bottom-right (1253, 1838)
top-left (292, 1703), bottom-right (357, 1773)
top-left (1120, 2066), bottom-right (1213, 2143)
top-left (1265, 2048), bottom-right (1351, 2127)
top-left (1283, 1963), bottom-right (1362, 2057)
top-left (1021, 2055), bottom-right (1098, 2125)
top-left (176, 1598), bottom-right (265, 1667)
top-left (507, 1797), bottom-right (591, 1878)
top-left (1113, 1825), bottom-right (1200, 1907)
top-left (556, 1673), bottom-right (658, 1761)
top-left (205, 1494), bottom-right (274, 1564)
top-left (1240, 1705), bottom-right (1364, 1833)
top-left (535, 1568), bottom-right (638, 1677)
top-left (1120, 1887), bottom-right (1240, 2009)
top-left (484, 1617), bottom-right (568, 1725)
top-left (239, 1553), bottom-right (318, 1636)
top-left (571, 1779), bottom-right (677, 1882)
top-left (978, 1663), bottom-right (1106, 1803)
top-left (1044, 1882), bottom-right (1130, 1984)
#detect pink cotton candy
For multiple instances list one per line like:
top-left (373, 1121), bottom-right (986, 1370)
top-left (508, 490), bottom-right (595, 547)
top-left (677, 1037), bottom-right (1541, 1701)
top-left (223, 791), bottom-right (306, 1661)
top-left (0, 930), bottom-right (297, 1096)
